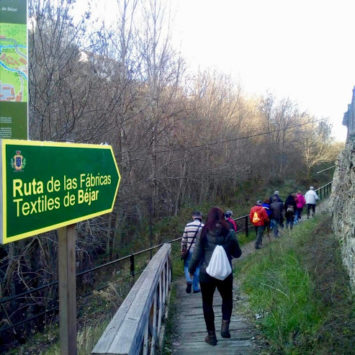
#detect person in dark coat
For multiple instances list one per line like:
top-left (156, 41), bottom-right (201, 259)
top-left (189, 207), bottom-right (242, 346)
top-left (270, 197), bottom-right (284, 237)
top-left (284, 193), bottom-right (297, 230)
top-left (269, 190), bottom-right (283, 203)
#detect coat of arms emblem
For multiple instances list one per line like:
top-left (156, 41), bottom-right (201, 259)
top-left (11, 151), bottom-right (26, 172)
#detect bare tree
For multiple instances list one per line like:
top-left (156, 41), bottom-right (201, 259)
top-left (302, 120), bottom-right (336, 179)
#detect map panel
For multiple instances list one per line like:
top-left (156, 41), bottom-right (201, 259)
top-left (0, 23), bottom-right (27, 102)
top-left (0, 0), bottom-right (28, 140)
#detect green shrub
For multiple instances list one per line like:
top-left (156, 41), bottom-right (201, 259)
top-left (235, 215), bottom-right (354, 354)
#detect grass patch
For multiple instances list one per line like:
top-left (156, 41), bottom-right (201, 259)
top-left (161, 286), bottom-right (178, 355)
top-left (10, 316), bottom-right (110, 355)
top-left (236, 231), bottom-right (255, 246)
top-left (168, 239), bottom-right (185, 279)
top-left (235, 214), bottom-right (354, 354)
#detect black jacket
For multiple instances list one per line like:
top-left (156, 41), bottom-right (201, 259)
top-left (284, 195), bottom-right (297, 217)
top-left (270, 200), bottom-right (284, 221)
top-left (269, 194), bottom-right (283, 203)
top-left (189, 226), bottom-right (241, 283)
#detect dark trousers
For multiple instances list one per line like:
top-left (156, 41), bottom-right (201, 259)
top-left (307, 204), bottom-right (316, 218)
top-left (254, 225), bottom-right (265, 248)
top-left (200, 274), bottom-right (233, 331)
top-left (295, 208), bottom-right (303, 222)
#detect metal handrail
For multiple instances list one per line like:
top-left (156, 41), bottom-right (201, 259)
top-left (0, 238), bottom-right (180, 306)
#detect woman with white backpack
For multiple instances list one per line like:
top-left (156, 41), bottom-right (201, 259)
top-left (189, 207), bottom-right (242, 346)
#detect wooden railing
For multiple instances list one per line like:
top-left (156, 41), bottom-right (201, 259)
top-left (92, 243), bottom-right (172, 355)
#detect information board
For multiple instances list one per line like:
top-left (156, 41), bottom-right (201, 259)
top-left (0, 0), bottom-right (28, 139)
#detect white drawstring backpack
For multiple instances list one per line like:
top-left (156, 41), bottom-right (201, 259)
top-left (206, 245), bottom-right (232, 280)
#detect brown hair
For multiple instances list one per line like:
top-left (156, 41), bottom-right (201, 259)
top-left (201, 207), bottom-right (230, 238)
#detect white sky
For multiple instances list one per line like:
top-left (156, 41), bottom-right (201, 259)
top-left (169, 0), bottom-right (355, 142)
top-left (76, 0), bottom-right (355, 142)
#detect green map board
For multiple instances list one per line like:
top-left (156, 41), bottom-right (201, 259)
top-left (0, 0), bottom-right (28, 139)
top-left (0, 140), bottom-right (121, 244)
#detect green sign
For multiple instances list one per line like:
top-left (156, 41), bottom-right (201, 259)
top-left (0, 0), bottom-right (28, 139)
top-left (0, 139), bottom-right (121, 243)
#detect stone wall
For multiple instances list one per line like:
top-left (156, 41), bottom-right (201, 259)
top-left (330, 90), bottom-right (355, 291)
top-left (343, 87), bottom-right (355, 139)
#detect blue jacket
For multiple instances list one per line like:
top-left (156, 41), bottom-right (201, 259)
top-left (262, 203), bottom-right (272, 217)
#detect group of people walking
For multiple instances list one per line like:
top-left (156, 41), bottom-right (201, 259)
top-left (249, 187), bottom-right (319, 249)
top-left (180, 186), bottom-right (319, 346)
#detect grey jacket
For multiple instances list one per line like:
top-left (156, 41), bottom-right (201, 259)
top-left (188, 226), bottom-right (242, 282)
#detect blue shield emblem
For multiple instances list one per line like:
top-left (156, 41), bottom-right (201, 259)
top-left (12, 151), bottom-right (26, 172)
top-left (15, 156), bottom-right (22, 169)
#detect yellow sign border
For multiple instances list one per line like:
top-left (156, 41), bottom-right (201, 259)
top-left (1, 139), bottom-right (121, 244)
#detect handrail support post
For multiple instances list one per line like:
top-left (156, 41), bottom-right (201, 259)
top-left (130, 255), bottom-right (135, 277)
top-left (245, 216), bottom-right (249, 237)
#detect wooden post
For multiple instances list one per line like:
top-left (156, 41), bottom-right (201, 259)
top-left (58, 225), bottom-right (77, 355)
